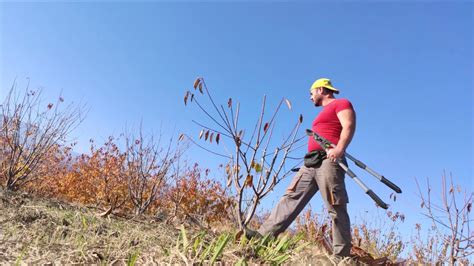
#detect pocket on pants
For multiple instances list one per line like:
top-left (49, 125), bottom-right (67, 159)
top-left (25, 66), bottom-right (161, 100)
top-left (330, 183), bottom-right (349, 205)
top-left (317, 159), bottom-right (349, 205)
top-left (286, 172), bottom-right (303, 194)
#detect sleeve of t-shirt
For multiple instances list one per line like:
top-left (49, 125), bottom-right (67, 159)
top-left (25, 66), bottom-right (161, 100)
top-left (335, 99), bottom-right (353, 113)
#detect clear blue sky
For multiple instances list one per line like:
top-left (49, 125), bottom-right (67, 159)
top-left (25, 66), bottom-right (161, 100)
top-left (1, 2), bottom-right (472, 244)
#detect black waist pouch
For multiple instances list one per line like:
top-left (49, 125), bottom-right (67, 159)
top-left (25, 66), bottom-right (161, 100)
top-left (304, 150), bottom-right (327, 168)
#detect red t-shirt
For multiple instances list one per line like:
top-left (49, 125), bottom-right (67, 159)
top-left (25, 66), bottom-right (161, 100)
top-left (308, 98), bottom-right (354, 152)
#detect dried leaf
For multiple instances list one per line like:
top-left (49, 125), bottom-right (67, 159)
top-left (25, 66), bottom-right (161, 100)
top-left (209, 132), bottom-right (214, 143)
top-left (190, 93), bottom-right (194, 102)
top-left (421, 201), bottom-right (425, 209)
top-left (245, 175), bottom-right (253, 187)
top-left (225, 165), bottom-right (231, 175)
top-left (227, 176), bottom-right (232, 187)
top-left (467, 202), bottom-right (472, 213)
top-left (199, 130), bottom-right (204, 139)
top-left (199, 83), bottom-right (203, 94)
top-left (216, 133), bottom-right (220, 144)
top-left (449, 186), bottom-right (454, 194)
top-left (59, 97), bottom-right (64, 102)
top-left (353, 227), bottom-right (359, 238)
top-left (178, 134), bottom-right (185, 141)
top-left (205, 130), bottom-right (210, 141)
top-left (184, 91), bottom-right (189, 105)
top-left (235, 136), bottom-right (241, 147)
top-left (299, 114), bottom-right (303, 123)
top-left (233, 165), bottom-right (241, 173)
top-left (263, 122), bottom-right (269, 133)
top-left (228, 98), bottom-right (232, 108)
top-left (47, 103), bottom-right (53, 109)
top-left (285, 98), bottom-right (292, 110)
top-left (193, 78), bottom-right (200, 89)
top-left (321, 224), bottom-right (328, 233)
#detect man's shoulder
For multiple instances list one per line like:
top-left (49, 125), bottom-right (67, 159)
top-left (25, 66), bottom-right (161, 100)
top-left (333, 98), bottom-right (353, 107)
top-left (335, 98), bottom-right (351, 104)
top-left (333, 98), bottom-right (354, 112)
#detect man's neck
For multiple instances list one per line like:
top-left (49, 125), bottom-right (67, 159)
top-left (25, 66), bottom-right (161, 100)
top-left (321, 97), bottom-right (336, 107)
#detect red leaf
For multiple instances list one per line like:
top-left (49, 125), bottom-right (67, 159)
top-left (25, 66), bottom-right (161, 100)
top-left (235, 136), bottom-right (241, 147)
top-left (209, 132), bottom-right (214, 143)
top-left (299, 114), bottom-right (303, 123)
top-left (193, 78), bottom-right (200, 89)
top-left (263, 122), bottom-right (269, 133)
top-left (184, 91), bottom-right (189, 105)
top-left (245, 175), bottom-right (253, 187)
top-left (216, 133), bottom-right (220, 145)
top-left (205, 130), bottom-right (210, 141)
top-left (199, 83), bottom-right (203, 94)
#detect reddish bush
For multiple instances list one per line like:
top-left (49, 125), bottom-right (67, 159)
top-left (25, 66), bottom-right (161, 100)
top-left (164, 163), bottom-right (234, 225)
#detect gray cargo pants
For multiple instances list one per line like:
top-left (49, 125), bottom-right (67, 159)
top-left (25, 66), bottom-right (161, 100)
top-left (257, 158), bottom-right (352, 256)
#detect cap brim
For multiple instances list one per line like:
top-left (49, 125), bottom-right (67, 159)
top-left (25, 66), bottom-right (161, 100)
top-left (309, 85), bottom-right (340, 92)
top-left (323, 85), bottom-right (339, 92)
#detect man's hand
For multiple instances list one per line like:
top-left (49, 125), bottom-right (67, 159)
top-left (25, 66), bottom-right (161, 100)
top-left (326, 146), bottom-right (345, 162)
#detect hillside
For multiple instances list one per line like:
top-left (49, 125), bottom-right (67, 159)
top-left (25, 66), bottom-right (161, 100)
top-left (0, 188), bottom-right (367, 265)
top-left (0, 188), bottom-right (176, 264)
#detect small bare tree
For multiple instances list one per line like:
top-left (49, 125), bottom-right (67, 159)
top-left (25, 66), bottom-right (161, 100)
top-left (0, 80), bottom-right (84, 191)
top-left (415, 173), bottom-right (473, 265)
top-left (182, 77), bottom-right (304, 230)
top-left (125, 127), bottom-right (177, 215)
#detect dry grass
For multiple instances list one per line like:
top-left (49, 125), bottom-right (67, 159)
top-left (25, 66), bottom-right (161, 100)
top-left (0, 189), bottom-right (178, 264)
top-left (0, 188), bottom-right (365, 265)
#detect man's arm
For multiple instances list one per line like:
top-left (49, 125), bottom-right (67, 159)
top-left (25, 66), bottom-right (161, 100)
top-left (326, 108), bottom-right (356, 162)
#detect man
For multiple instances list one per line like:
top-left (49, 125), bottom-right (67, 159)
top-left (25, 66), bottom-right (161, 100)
top-left (251, 78), bottom-right (356, 257)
